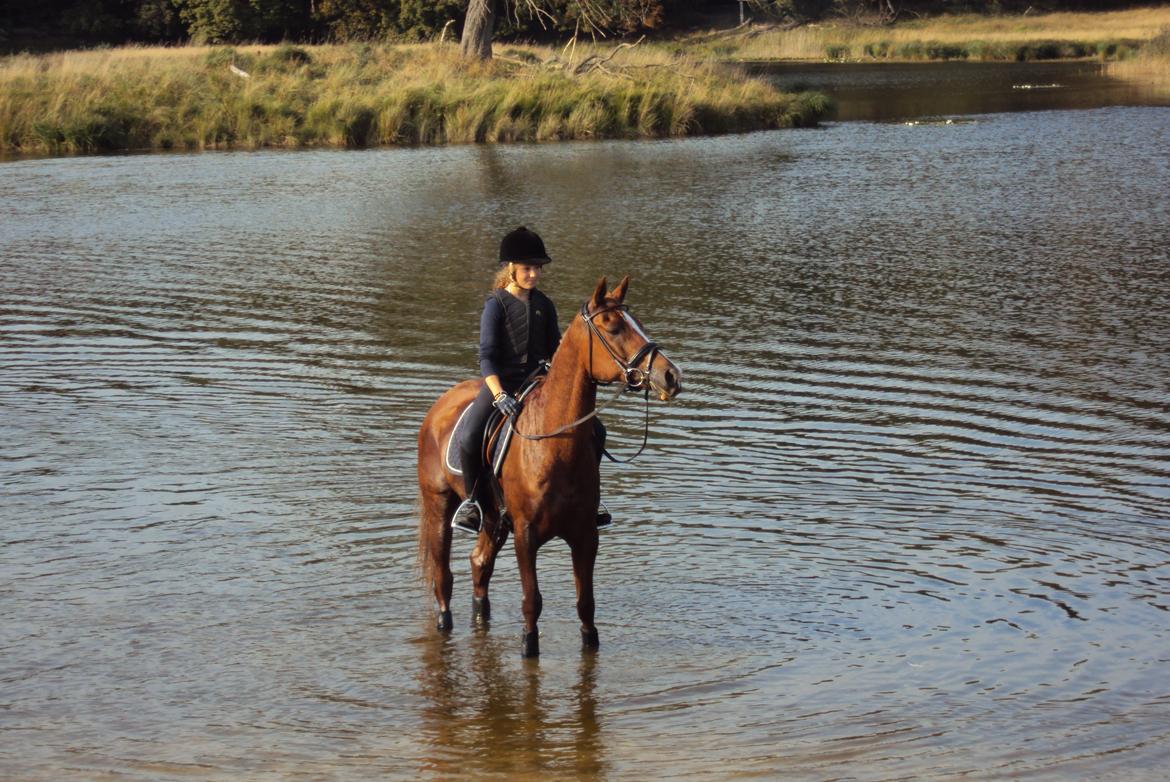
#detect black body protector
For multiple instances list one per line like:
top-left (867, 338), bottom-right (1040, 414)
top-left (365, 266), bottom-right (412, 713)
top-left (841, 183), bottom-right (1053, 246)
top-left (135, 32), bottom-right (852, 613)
top-left (492, 287), bottom-right (558, 389)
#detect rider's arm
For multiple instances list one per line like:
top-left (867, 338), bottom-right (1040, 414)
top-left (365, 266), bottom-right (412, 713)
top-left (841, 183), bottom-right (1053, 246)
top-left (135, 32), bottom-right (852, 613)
top-left (484, 374), bottom-right (505, 399)
top-left (478, 295), bottom-right (509, 400)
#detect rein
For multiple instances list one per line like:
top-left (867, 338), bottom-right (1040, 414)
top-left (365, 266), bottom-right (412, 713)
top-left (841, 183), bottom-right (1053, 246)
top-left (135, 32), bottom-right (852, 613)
top-left (510, 300), bottom-right (659, 462)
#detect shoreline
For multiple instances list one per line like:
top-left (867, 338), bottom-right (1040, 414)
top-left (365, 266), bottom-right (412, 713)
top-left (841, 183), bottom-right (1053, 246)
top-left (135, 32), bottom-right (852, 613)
top-left (3, 6), bottom-right (1168, 159)
top-left (0, 43), bottom-right (828, 158)
top-left (678, 6), bottom-right (1170, 63)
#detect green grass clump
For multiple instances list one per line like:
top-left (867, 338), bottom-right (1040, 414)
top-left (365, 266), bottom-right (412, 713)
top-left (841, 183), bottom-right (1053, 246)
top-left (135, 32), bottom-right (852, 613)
top-left (0, 43), bottom-right (827, 156)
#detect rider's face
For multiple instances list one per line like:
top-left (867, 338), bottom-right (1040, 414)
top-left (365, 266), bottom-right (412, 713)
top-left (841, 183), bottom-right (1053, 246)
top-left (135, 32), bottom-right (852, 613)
top-left (512, 263), bottom-right (543, 289)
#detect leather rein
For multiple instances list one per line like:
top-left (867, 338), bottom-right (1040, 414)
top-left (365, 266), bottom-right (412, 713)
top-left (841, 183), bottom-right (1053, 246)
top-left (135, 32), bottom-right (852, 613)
top-left (510, 300), bottom-right (659, 463)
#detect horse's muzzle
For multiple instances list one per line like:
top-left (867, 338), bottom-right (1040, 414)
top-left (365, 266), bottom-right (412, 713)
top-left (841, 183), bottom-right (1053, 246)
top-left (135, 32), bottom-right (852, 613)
top-left (650, 354), bottom-right (683, 402)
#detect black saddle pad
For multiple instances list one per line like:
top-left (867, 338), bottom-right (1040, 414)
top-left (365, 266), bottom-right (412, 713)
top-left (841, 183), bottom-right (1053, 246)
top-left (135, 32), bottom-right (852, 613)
top-left (444, 406), bottom-right (513, 477)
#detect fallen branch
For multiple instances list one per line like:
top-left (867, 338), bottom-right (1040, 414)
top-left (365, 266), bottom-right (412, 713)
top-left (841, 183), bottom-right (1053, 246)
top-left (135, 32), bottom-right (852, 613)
top-left (684, 19), bottom-right (755, 44)
top-left (573, 35), bottom-right (646, 75)
top-left (594, 63), bottom-right (635, 81)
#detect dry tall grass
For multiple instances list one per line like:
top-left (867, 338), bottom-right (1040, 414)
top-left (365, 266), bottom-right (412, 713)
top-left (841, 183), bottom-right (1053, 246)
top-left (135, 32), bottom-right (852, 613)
top-left (0, 42), bottom-right (827, 156)
top-left (698, 5), bottom-right (1170, 61)
top-left (1106, 26), bottom-right (1170, 92)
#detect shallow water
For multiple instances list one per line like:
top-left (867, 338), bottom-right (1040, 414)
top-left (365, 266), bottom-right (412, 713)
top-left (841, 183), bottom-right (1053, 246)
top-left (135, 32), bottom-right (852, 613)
top-left (3, 104), bottom-right (1170, 780)
top-left (754, 60), bottom-right (1170, 120)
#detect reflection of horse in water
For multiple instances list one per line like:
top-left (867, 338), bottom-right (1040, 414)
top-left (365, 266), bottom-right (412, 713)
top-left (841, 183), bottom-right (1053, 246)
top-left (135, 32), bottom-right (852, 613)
top-left (417, 277), bottom-right (683, 657)
top-left (416, 631), bottom-right (605, 777)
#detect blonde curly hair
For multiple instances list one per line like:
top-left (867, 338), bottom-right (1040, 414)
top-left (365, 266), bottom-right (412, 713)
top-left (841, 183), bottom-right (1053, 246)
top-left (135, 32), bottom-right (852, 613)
top-left (492, 263), bottom-right (515, 290)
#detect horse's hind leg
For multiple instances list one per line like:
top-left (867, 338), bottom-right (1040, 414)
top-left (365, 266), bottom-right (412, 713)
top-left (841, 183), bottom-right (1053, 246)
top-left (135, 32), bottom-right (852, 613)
top-left (420, 488), bottom-right (457, 631)
top-left (469, 525), bottom-right (506, 627)
top-left (570, 534), bottom-right (600, 650)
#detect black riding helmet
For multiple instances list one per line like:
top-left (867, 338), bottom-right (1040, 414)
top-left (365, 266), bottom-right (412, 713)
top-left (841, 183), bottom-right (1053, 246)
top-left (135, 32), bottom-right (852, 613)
top-left (499, 226), bottom-right (551, 266)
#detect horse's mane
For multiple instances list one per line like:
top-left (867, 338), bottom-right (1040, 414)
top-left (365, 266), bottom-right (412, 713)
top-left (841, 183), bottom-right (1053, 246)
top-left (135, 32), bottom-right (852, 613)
top-left (522, 298), bottom-right (606, 417)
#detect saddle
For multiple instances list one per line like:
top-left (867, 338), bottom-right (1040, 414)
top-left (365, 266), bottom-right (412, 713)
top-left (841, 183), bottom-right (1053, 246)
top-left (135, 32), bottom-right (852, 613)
top-left (444, 372), bottom-right (545, 481)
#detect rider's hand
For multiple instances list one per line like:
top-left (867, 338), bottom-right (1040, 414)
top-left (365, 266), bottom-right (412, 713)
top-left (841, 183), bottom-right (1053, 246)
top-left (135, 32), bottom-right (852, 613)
top-left (493, 392), bottom-right (520, 418)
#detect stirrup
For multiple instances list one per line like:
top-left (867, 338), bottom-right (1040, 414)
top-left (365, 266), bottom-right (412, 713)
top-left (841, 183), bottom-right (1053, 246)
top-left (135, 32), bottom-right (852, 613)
top-left (451, 498), bottom-right (482, 534)
top-left (596, 499), bottom-right (613, 528)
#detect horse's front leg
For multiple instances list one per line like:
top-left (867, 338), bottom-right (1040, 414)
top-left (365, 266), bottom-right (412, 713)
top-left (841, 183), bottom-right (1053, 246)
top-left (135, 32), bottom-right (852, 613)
top-left (515, 526), bottom-right (543, 658)
top-left (469, 515), bottom-right (508, 627)
top-left (570, 531), bottom-right (600, 650)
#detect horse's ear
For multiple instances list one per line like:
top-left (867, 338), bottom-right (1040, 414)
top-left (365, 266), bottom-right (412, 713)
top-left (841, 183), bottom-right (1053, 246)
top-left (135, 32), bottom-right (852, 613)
top-left (589, 277), bottom-right (608, 312)
top-left (609, 275), bottom-right (630, 303)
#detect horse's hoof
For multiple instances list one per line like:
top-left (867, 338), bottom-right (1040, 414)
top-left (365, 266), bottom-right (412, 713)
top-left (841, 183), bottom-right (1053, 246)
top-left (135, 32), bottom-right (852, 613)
top-left (436, 609), bottom-right (453, 632)
top-left (521, 630), bottom-right (540, 658)
top-left (581, 626), bottom-right (600, 650)
top-left (471, 596), bottom-right (490, 626)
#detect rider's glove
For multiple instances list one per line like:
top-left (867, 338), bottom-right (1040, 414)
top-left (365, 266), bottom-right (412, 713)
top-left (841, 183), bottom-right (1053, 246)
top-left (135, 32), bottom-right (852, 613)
top-left (493, 392), bottom-right (520, 418)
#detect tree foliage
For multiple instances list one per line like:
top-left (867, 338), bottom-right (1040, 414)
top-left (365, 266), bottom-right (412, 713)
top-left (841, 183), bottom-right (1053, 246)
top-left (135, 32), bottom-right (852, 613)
top-left (1, 0), bottom-right (1156, 50)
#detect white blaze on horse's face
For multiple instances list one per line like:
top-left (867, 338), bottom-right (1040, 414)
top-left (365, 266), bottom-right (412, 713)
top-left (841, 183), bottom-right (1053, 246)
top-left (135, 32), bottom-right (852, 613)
top-left (619, 310), bottom-right (650, 342)
top-left (621, 310), bottom-right (683, 402)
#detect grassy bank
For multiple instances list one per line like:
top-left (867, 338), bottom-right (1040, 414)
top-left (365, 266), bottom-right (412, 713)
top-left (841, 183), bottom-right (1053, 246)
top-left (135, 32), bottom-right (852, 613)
top-left (690, 6), bottom-right (1170, 62)
top-left (1107, 27), bottom-right (1170, 92)
top-left (0, 43), bottom-right (828, 156)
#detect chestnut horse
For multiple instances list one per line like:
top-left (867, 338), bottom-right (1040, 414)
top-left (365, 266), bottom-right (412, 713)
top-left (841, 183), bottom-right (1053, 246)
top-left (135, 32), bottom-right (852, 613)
top-left (417, 276), bottom-right (683, 657)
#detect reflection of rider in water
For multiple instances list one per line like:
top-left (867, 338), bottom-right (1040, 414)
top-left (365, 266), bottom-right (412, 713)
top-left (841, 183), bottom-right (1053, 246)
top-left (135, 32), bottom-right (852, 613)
top-left (451, 226), bottom-right (610, 533)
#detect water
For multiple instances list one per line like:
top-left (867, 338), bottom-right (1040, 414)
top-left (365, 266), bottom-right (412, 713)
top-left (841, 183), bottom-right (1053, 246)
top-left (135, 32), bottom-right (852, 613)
top-left (3, 96), bottom-right (1170, 778)
top-left (754, 60), bottom-right (1170, 120)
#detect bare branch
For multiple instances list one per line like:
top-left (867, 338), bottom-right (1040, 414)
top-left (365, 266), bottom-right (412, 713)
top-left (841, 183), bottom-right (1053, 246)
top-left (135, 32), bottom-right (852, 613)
top-left (573, 35), bottom-right (646, 75)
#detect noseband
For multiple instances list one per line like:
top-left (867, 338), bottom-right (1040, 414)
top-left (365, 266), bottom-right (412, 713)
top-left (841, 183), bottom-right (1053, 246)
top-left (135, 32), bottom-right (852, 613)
top-left (580, 301), bottom-right (660, 391)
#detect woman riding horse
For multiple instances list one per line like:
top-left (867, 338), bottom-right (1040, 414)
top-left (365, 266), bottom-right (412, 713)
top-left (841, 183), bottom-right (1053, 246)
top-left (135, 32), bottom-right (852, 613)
top-left (417, 243), bottom-right (683, 657)
top-left (451, 226), bottom-right (609, 534)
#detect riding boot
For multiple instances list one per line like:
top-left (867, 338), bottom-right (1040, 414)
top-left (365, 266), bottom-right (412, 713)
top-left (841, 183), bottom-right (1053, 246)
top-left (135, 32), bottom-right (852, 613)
top-left (596, 500), bottom-right (613, 528)
top-left (452, 447), bottom-right (483, 534)
top-left (452, 498), bottom-right (481, 534)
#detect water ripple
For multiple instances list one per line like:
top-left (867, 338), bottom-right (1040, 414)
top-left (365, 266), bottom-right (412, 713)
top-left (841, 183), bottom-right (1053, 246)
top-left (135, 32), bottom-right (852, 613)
top-left (3, 108), bottom-right (1170, 780)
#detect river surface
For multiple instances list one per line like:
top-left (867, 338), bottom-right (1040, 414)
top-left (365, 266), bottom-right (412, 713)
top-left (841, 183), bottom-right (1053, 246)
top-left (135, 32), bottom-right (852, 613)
top-left (2, 74), bottom-right (1170, 779)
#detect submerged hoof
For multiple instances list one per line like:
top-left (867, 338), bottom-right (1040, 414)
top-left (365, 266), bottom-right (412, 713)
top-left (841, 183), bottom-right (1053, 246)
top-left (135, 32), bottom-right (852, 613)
top-left (436, 609), bottom-right (453, 632)
top-left (521, 629), bottom-right (540, 658)
top-left (471, 595), bottom-right (491, 626)
top-left (581, 626), bottom-right (600, 650)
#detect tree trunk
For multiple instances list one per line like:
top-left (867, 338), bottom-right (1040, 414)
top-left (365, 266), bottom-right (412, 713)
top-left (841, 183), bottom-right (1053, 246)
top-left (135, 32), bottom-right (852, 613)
top-left (460, 0), bottom-right (498, 60)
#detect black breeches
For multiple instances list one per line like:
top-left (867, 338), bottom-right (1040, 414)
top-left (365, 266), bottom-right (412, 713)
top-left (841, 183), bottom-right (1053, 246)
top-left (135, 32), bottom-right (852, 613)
top-left (458, 384), bottom-right (497, 498)
top-left (593, 418), bottom-right (607, 456)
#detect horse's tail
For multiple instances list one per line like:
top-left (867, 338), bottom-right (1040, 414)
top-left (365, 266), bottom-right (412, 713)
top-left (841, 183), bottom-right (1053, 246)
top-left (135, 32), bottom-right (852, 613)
top-left (416, 379), bottom-right (477, 603)
top-left (416, 487), bottom-right (435, 590)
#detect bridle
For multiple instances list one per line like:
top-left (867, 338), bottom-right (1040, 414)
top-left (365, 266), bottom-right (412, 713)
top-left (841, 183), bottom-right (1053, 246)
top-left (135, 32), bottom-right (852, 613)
top-left (509, 299), bottom-right (661, 462)
top-left (580, 301), bottom-right (660, 392)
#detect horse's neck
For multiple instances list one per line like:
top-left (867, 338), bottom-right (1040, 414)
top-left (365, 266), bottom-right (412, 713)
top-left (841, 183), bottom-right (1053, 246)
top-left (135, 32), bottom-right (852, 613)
top-left (531, 321), bottom-right (596, 437)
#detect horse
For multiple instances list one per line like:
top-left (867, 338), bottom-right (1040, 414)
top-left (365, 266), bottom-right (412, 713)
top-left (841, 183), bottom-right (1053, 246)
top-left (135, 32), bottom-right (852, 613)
top-left (417, 275), bottom-right (683, 657)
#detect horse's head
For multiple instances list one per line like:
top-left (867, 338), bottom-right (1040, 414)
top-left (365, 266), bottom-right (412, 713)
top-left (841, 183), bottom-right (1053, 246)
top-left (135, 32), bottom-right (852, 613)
top-left (581, 276), bottom-right (683, 402)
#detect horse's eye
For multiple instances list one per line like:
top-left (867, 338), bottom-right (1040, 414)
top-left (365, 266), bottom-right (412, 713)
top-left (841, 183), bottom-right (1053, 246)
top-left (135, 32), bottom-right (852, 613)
top-left (603, 313), bottom-right (623, 335)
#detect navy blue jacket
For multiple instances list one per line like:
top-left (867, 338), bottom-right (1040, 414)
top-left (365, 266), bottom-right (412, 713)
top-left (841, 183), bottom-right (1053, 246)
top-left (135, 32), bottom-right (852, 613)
top-left (479, 288), bottom-right (560, 390)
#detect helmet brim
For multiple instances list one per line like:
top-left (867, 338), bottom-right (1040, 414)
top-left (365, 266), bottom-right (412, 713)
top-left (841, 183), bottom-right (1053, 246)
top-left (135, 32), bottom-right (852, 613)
top-left (500, 257), bottom-right (551, 266)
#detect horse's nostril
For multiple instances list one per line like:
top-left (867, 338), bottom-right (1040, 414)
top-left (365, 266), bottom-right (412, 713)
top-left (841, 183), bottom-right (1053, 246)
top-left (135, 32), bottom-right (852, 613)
top-left (666, 369), bottom-right (679, 389)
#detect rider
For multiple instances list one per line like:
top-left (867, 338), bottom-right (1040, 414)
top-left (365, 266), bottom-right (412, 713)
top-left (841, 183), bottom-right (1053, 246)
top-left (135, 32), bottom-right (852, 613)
top-left (451, 226), bottom-right (611, 533)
